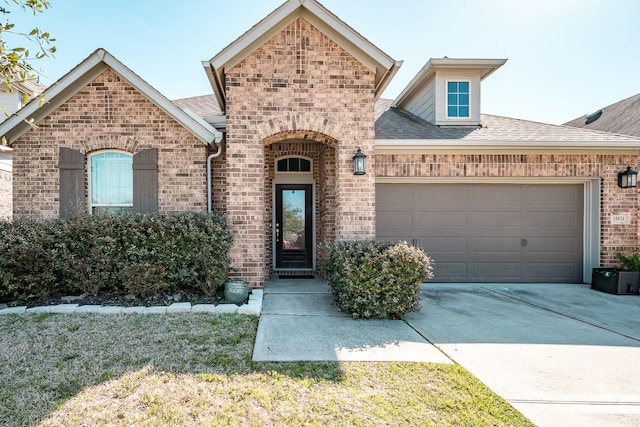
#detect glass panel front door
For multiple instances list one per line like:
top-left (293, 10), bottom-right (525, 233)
top-left (275, 184), bottom-right (313, 269)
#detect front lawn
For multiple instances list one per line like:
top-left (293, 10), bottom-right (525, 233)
top-left (0, 314), bottom-right (534, 426)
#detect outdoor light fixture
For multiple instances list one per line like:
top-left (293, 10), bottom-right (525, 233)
top-left (618, 166), bottom-right (638, 189)
top-left (353, 148), bottom-right (367, 175)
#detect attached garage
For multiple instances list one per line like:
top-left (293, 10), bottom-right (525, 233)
top-left (376, 183), bottom-right (584, 283)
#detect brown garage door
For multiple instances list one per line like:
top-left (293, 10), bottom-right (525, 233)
top-left (376, 183), bottom-right (583, 283)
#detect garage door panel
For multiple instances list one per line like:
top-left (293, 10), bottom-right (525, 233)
top-left (376, 183), bottom-right (583, 283)
top-left (527, 237), bottom-right (579, 253)
top-left (472, 262), bottom-right (522, 279)
top-left (526, 185), bottom-right (579, 203)
top-left (433, 262), bottom-right (469, 280)
top-left (469, 211), bottom-right (522, 227)
top-left (470, 186), bottom-right (523, 204)
top-left (525, 211), bottom-right (580, 228)
top-left (523, 263), bottom-right (580, 281)
top-left (377, 211), bottom-right (413, 234)
top-left (416, 211), bottom-right (467, 228)
top-left (471, 237), bottom-right (522, 253)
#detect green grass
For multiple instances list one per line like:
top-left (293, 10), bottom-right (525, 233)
top-left (0, 313), bottom-right (534, 426)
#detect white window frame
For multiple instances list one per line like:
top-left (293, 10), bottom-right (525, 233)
top-left (445, 79), bottom-right (471, 119)
top-left (87, 150), bottom-right (133, 215)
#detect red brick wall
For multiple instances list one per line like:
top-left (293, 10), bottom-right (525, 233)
top-left (376, 153), bottom-right (640, 267)
top-left (11, 69), bottom-right (208, 218)
top-left (225, 18), bottom-right (377, 285)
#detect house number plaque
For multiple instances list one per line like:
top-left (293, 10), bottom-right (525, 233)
top-left (611, 213), bottom-right (631, 225)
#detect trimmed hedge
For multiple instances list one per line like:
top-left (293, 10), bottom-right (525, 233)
top-left (320, 240), bottom-right (433, 319)
top-left (0, 212), bottom-right (232, 300)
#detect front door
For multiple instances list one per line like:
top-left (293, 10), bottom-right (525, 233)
top-left (275, 184), bottom-right (313, 270)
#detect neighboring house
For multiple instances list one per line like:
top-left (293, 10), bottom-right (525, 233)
top-left (564, 93), bottom-right (640, 137)
top-left (0, 146), bottom-right (11, 221)
top-left (0, 78), bottom-right (45, 221)
top-left (1, 0), bottom-right (639, 287)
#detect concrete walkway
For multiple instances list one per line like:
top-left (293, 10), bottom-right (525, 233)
top-left (254, 277), bottom-right (640, 427)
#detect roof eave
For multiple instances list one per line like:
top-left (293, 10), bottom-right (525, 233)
top-left (1, 49), bottom-right (221, 146)
top-left (375, 139), bottom-right (640, 155)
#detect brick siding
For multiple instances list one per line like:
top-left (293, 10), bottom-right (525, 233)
top-left (376, 153), bottom-right (640, 267)
top-left (225, 18), bottom-right (376, 285)
top-left (11, 69), bottom-right (208, 219)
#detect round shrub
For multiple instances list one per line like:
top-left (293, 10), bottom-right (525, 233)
top-left (320, 240), bottom-right (433, 319)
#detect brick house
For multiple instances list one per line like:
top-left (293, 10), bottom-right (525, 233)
top-left (2, 0), bottom-right (640, 287)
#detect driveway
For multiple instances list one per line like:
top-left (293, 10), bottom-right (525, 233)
top-left (407, 283), bottom-right (640, 427)
top-left (255, 279), bottom-right (640, 426)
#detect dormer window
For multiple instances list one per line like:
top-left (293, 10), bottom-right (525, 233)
top-left (447, 81), bottom-right (470, 118)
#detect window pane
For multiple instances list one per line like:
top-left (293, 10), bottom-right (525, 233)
top-left (459, 94), bottom-right (469, 106)
top-left (277, 159), bottom-right (288, 171)
top-left (282, 190), bottom-right (305, 250)
top-left (91, 153), bottom-right (133, 206)
top-left (459, 106), bottom-right (469, 117)
top-left (447, 81), bottom-right (457, 92)
top-left (289, 158), bottom-right (300, 172)
top-left (459, 81), bottom-right (469, 93)
top-left (300, 159), bottom-right (311, 172)
top-left (448, 93), bottom-right (458, 106)
top-left (448, 106), bottom-right (458, 117)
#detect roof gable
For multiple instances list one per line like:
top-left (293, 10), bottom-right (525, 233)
top-left (0, 48), bottom-right (222, 146)
top-left (203, 0), bottom-right (401, 111)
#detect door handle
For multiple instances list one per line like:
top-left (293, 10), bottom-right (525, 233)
top-left (521, 238), bottom-right (528, 248)
top-left (276, 223), bottom-right (280, 242)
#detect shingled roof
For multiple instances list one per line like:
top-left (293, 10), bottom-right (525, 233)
top-left (173, 94), bottom-right (223, 119)
top-left (376, 107), bottom-right (639, 142)
top-left (563, 92), bottom-right (640, 137)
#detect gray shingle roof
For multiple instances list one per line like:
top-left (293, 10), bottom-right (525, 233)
top-left (376, 107), bottom-right (638, 142)
top-left (563, 93), bottom-right (640, 137)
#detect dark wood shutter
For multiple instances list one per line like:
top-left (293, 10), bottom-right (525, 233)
top-left (133, 148), bottom-right (158, 213)
top-left (58, 147), bottom-right (85, 218)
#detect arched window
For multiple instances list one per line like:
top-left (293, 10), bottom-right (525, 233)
top-left (276, 157), bottom-right (311, 173)
top-left (89, 151), bottom-right (133, 214)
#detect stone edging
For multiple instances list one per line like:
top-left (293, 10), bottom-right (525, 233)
top-left (0, 290), bottom-right (263, 316)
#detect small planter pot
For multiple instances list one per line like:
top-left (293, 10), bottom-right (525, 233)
top-left (224, 280), bottom-right (250, 305)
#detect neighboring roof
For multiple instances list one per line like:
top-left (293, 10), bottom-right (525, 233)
top-left (393, 58), bottom-right (507, 109)
top-left (0, 48), bottom-right (222, 146)
top-left (376, 107), bottom-right (640, 154)
top-left (203, 0), bottom-right (402, 111)
top-left (563, 93), bottom-right (640, 137)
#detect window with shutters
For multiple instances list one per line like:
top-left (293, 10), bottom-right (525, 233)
top-left (88, 151), bottom-right (133, 214)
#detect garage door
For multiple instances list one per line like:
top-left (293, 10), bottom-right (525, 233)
top-left (376, 183), bottom-right (583, 283)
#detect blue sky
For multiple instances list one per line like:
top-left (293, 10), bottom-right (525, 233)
top-left (9, 0), bottom-right (640, 125)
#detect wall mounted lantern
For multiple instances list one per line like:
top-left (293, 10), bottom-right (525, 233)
top-left (353, 148), bottom-right (367, 175)
top-left (618, 166), bottom-right (638, 188)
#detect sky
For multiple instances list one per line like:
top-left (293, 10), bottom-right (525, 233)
top-left (7, 0), bottom-right (640, 125)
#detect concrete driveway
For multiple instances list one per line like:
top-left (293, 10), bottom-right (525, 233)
top-left (407, 283), bottom-right (640, 427)
top-left (254, 279), bottom-right (640, 426)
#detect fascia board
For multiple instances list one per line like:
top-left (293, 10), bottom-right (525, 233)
top-left (1, 48), bottom-right (219, 146)
top-left (1, 51), bottom-right (109, 145)
top-left (375, 139), bottom-right (640, 155)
